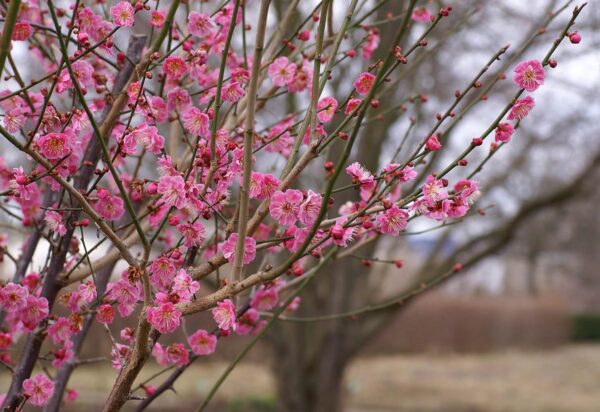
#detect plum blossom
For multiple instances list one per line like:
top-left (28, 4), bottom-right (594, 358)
top-left (269, 189), bottom-right (303, 226)
top-left (317, 97), bottom-right (338, 123)
top-left (157, 175), bottom-right (187, 209)
top-left (513, 60), bottom-right (545, 92)
top-left (222, 233), bottom-right (257, 265)
top-left (94, 189), bottom-right (125, 221)
top-left (146, 302), bottom-right (182, 334)
top-left (495, 122), bottom-right (515, 143)
top-left (249, 172), bottom-right (280, 200)
top-left (36, 133), bottom-right (71, 160)
top-left (188, 12), bottom-right (213, 37)
top-left (0, 283), bottom-right (29, 312)
top-left (508, 96), bottom-right (535, 120)
top-left (354, 72), bottom-right (375, 95)
top-left (23, 374), bottom-right (55, 406)
top-left (110, 2), bottom-right (135, 27)
top-left (182, 107), bottom-right (210, 137)
top-left (268, 57), bottom-right (297, 87)
top-left (189, 329), bottom-right (217, 355)
top-left (177, 222), bottom-right (206, 248)
top-left (377, 205), bottom-right (409, 235)
top-left (412, 8), bottom-right (433, 23)
top-left (298, 190), bottom-right (322, 226)
top-left (212, 299), bottom-right (237, 331)
top-left (44, 210), bottom-right (67, 236)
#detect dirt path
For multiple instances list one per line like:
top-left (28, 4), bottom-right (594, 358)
top-left (2, 344), bottom-right (599, 411)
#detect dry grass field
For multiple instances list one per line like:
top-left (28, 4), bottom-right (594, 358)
top-left (3, 344), bottom-right (599, 411)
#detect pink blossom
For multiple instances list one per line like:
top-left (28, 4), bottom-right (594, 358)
top-left (376, 205), bottom-right (409, 236)
top-left (166, 343), bottom-right (189, 366)
top-left (508, 96), bottom-right (535, 120)
top-left (250, 287), bottom-right (278, 311)
top-left (0, 283), bottom-right (28, 312)
top-left (182, 107), bottom-right (210, 137)
top-left (12, 21), bottom-right (32, 41)
top-left (19, 295), bottom-right (49, 330)
top-left (354, 72), bottom-right (375, 96)
top-left (188, 12), bottom-right (213, 37)
top-left (172, 269), bottom-right (200, 302)
top-left (345, 98), bottom-right (361, 115)
top-left (362, 29), bottom-right (380, 59)
top-left (249, 172), bottom-right (280, 200)
top-left (97, 304), bottom-right (115, 324)
top-left (422, 175), bottom-right (447, 206)
top-left (346, 162), bottom-right (376, 192)
top-left (237, 309), bottom-right (260, 335)
top-left (425, 135), bottom-right (442, 151)
top-left (212, 299), bottom-right (237, 331)
top-left (188, 329), bottom-right (217, 355)
top-left (148, 255), bottom-right (177, 292)
top-left (495, 122), bottom-right (515, 143)
top-left (44, 210), bottom-right (67, 236)
top-left (412, 8), bottom-right (433, 23)
top-left (454, 179), bottom-right (480, 204)
top-left (94, 189), bottom-right (125, 221)
top-left (269, 189), bottom-right (303, 226)
top-left (47, 317), bottom-right (73, 344)
top-left (110, 1), bottom-right (135, 27)
top-left (222, 233), bottom-right (257, 265)
top-left (36, 133), bottom-right (71, 160)
top-left (268, 57), bottom-right (297, 87)
top-left (222, 81), bottom-right (244, 102)
top-left (513, 60), bottom-right (545, 92)
top-left (330, 222), bottom-right (356, 247)
top-left (298, 190), bottom-right (322, 226)
top-left (177, 221), bottom-right (206, 248)
top-left (146, 302), bottom-right (182, 334)
top-left (442, 197), bottom-right (469, 218)
top-left (163, 56), bottom-right (188, 80)
top-left (157, 175), bottom-right (187, 209)
top-left (150, 10), bottom-right (166, 28)
top-left (23, 374), bottom-right (55, 406)
top-left (317, 97), bottom-right (338, 123)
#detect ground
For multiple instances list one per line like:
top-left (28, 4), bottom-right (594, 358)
top-left (2, 344), bottom-right (600, 411)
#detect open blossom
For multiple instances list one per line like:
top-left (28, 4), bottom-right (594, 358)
top-left (157, 174), bottom-right (187, 209)
top-left (212, 299), bottom-right (237, 331)
top-left (513, 60), bottom-right (545, 92)
top-left (0, 283), bottom-right (29, 312)
top-left (44, 210), bottom-right (67, 236)
top-left (94, 189), bottom-right (125, 221)
top-left (412, 7), bottom-right (433, 23)
top-left (422, 175), bottom-right (447, 206)
top-left (222, 81), bottom-right (244, 102)
top-left (147, 302), bottom-right (182, 334)
top-left (270, 189), bottom-right (303, 226)
top-left (97, 304), bottom-right (115, 324)
top-left (346, 162), bottom-right (375, 191)
top-left (110, 1), bottom-right (135, 27)
top-left (222, 233), bottom-right (257, 265)
top-left (354, 72), bottom-right (375, 95)
top-left (150, 10), bottom-right (166, 28)
top-left (250, 172), bottom-right (280, 200)
top-left (172, 270), bottom-right (200, 302)
top-left (495, 122), bottom-right (515, 143)
top-left (23, 374), bottom-right (55, 406)
top-left (250, 287), bottom-right (278, 311)
top-left (182, 107), bottom-right (210, 137)
top-left (163, 56), bottom-right (188, 80)
top-left (188, 12), bottom-right (213, 37)
top-left (268, 57), bottom-right (297, 87)
top-left (19, 295), bottom-right (49, 329)
top-left (508, 96), bottom-right (535, 120)
top-left (178, 222), bottom-right (206, 248)
top-left (36, 132), bottom-right (71, 160)
top-left (189, 329), bottom-right (217, 355)
top-left (12, 21), bottom-right (32, 41)
top-left (299, 190), bottom-right (322, 226)
top-left (165, 343), bottom-right (189, 366)
top-left (317, 97), bottom-right (338, 123)
top-left (376, 205), bottom-right (409, 236)
top-left (454, 179), bottom-right (480, 204)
